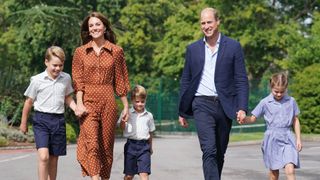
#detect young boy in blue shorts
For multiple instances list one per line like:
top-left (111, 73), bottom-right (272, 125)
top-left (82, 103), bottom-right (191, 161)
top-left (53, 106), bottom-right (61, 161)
top-left (19, 46), bottom-right (76, 180)
top-left (119, 85), bottom-right (156, 180)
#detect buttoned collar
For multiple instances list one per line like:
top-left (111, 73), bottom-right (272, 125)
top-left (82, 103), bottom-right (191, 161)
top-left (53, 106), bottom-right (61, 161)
top-left (43, 70), bottom-right (64, 80)
top-left (130, 106), bottom-right (148, 115)
top-left (266, 93), bottom-right (290, 103)
top-left (84, 40), bottom-right (113, 54)
top-left (203, 33), bottom-right (221, 46)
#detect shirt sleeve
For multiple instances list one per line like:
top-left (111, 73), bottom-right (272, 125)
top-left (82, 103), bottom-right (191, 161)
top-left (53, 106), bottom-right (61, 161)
top-left (251, 100), bottom-right (264, 118)
top-left (116, 110), bottom-right (123, 127)
top-left (24, 77), bottom-right (38, 100)
top-left (148, 113), bottom-right (156, 132)
top-left (113, 47), bottom-right (130, 97)
top-left (72, 48), bottom-right (85, 93)
top-left (292, 98), bottom-right (300, 116)
top-left (65, 74), bottom-right (74, 96)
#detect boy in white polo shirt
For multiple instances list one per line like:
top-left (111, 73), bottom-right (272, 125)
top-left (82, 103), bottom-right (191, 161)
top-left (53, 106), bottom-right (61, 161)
top-left (119, 85), bottom-right (156, 180)
top-left (19, 46), bottom-right (76, 180)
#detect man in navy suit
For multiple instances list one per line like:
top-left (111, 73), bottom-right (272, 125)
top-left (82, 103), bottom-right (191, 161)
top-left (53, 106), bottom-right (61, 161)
top-left (178, 7), bottom-right (249, 180)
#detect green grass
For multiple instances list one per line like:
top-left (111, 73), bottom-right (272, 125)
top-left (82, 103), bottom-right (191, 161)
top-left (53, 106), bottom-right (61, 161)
top-left (301, 133), bottom-right (320, 141)
top-left (229, 132), bottom-right (264, 142)
top-left (229, 133), bottom-right (320, 142)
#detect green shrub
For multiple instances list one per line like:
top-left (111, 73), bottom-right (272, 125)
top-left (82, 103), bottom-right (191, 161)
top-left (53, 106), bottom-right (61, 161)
top-left (0, 125), bottom-right (8, 137)
top-left (66, 123), bottom-right (77, 143)
top-left (6, 129), bottom-right (27, 142)
top-left (0, 136), bottom-right (8, 147)
top-left (0, 96), bottom-right (23, 126)
top-left (26, 124), bottom-right (34, 143)
top-left (0, 122), bottom-right (29, 143)
top-left (291, 64), bottom-right (320, 133)
top-left (0, 96), bottom-right (15, 119)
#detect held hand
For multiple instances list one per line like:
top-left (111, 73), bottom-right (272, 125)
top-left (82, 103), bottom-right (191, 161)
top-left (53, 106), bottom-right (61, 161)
top-left (236, 110), bottom-right (246, 124)
top-left (121, 107), bottom-right (129, 122)
top-left (179, 116), bottom-right (189, 128)
top-left (75, 104), bottom-right (87, 117)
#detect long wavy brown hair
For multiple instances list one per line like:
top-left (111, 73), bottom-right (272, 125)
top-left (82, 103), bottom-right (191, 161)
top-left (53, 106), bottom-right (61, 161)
top-left (80, 12), bottom-right (116, 45)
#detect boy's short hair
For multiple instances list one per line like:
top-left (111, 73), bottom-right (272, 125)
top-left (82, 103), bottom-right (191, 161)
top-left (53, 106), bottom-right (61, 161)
top-left (45, 46), bottom-right (65, 62)
top-left (131, 85), bottom-right (147, 100)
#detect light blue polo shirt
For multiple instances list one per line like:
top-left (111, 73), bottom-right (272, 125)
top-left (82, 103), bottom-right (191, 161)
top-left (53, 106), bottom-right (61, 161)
top-left (195, 33), bottom-right (221, 96)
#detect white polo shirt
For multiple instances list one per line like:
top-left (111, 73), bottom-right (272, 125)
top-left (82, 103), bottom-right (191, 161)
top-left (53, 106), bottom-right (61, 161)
top-left (24, 70), bottom-right (74, 114)
top-left (120, 107), bottom-right (156, 140)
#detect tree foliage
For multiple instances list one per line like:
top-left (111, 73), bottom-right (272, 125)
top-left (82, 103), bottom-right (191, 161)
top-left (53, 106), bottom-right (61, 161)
top-left (277, 12), bottom-right (320, 74)
top-left (152, 1), bottom-right (205, 93)
top-left (291, 64), bottom-right (320, 133)
top-left (117, 0), bottom-right (179, 91)
top-left (0, 0), bottom-right (320, 132)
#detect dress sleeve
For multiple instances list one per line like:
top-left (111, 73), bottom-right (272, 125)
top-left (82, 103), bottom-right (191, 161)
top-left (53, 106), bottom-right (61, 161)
top-left (113, 47), bottom-right (130, 97)
top-left (251, 100), bottom-right (264, 118)
top-left (72, 48), bottom-right (85, 93)
top-left (292, 98), bottom-right (300, 116)
top-left (65, 73), bottom-right (74, 96)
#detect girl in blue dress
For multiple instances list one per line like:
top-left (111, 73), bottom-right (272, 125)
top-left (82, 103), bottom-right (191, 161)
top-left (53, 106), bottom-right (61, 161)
top-left (240, 72), bottom-right (302, 180)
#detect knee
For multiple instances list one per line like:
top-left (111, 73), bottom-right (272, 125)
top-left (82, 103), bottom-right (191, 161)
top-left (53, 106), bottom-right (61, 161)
top-left (202, 146), bottom-right (217, 158)
top-left (269, 170), bottom-right (279, 180)
top-left (124, 175), bottom-right (133, 180)
top-left (139, 173), bottom-right (149, 180)
top-left (285, 165), bottom-right (295, 177)
top-left (38, 153), bottom-right (49, 163)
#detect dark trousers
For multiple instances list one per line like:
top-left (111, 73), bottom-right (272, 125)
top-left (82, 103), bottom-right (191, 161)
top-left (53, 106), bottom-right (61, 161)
top-left (192, 96), bottom-right (232, 180)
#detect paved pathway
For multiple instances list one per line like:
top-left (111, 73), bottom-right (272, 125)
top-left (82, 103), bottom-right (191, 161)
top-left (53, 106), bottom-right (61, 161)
top-left (0, 135), bottom-right (319, 180)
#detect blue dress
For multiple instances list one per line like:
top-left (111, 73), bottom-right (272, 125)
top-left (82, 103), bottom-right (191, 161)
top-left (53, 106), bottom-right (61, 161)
top-left (252, 94), bottom-right (300, 170)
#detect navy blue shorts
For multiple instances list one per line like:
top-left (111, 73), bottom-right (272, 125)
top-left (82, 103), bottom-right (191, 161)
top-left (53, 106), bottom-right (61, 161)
top-left (124, 139), bottom-right (151, 175)
top-left (32, 111), bottom-right (66, 156)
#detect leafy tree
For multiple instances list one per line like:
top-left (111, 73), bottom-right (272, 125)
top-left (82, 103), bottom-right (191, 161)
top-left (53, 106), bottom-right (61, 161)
top-left (270, 0), bottom-right (319, 22)
top-left (208, 1), bottom-right (283, 82)
top-left (9, 4), bottom-right (82, 71)
top-left (277, 12), bottom-right (320, 74)
top-left (0, 0), bottom-right (320, 133)
top-left (152, 1), bottom-right (205, 93)
top-left (291, 64), bottom-right (320, 133)
top-left (96, 0), bottom-right (127, 26)
top-left (0, 0), bottom-right (85, 125)
top-left (118, 0), bottom-right (180, 92)
top-left (0, 1), bottom-right (83, 91)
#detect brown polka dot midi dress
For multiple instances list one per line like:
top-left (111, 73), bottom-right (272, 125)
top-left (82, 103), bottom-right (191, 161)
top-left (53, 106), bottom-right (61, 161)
top-left (72, 41), bottom-right (130, 178)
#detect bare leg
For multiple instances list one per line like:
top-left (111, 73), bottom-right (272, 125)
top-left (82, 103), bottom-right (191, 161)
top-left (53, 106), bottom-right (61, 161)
top-left (284, 163), bottom-right (296, 180)
top-left (91, 175), bottom-right (100, 180)
top-left (48, 155), bottom-right (59, 180)
top-left (139, 173), bottom-right (149, 180)
top-left (124, 175), bottom-right (134, 180)
top-left (37, 148), bottom-right (49, 180)
top-left (269, 169), bottom-right (279, 180)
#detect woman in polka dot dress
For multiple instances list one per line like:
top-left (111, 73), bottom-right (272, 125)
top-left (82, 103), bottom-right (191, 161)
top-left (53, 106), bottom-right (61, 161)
top-left (72, 12), bottom-right (130, 180)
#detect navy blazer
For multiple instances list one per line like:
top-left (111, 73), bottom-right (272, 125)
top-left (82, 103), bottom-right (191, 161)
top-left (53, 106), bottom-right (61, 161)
top-left (179, 35), bottom-right (249, 120)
